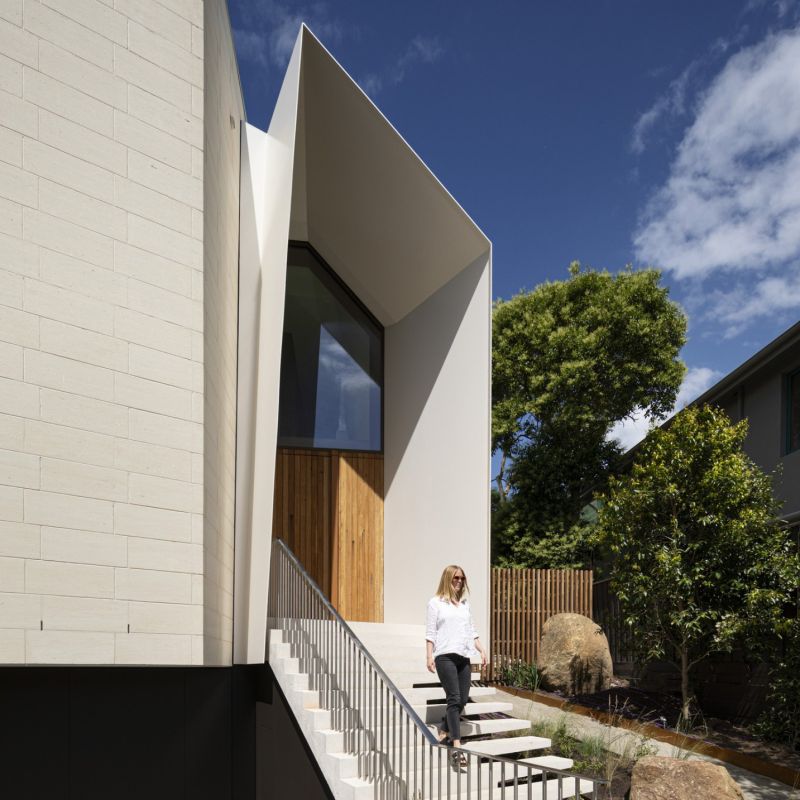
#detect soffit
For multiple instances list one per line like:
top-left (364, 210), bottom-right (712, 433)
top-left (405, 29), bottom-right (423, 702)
top-left (294, 28), bottom-right (490, 327)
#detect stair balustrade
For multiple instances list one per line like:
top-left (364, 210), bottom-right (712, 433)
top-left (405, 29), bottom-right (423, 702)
top-left (267, 538), bottom-right (607, 799)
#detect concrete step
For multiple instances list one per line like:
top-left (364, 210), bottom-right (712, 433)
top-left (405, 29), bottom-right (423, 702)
top-left (279, 649), bottom-right (481, 677)
top-left (270, 628), bottom-right (485, 687)
top-left (456, 717), bottom-right (532, 737)
top-left (520, 755), bottom-right (575, 772)
top-left (319, 743), bottom-right (546, 798)
top-left (402, 685), bottom-right (496, 703)
top-left (342, 768), bottom-right (594, 800)
top-left (413, 701), bottom-right (514, 722)
top-left (310, 684), bottom-right (497, 710)
top-left (494, 776), bottom-right (595, 799)
top-left (384, 670), bottom-right (481, 687)
top-left (299, 704), bottom-right (532, 740)
top-left (346, 621), bottom-right (426, 637)
top-left (462, 736), bottom-right (552, 757)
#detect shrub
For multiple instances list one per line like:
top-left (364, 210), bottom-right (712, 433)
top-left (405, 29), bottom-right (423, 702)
top-left (498, 660), bottom-right (541, 692)
top-left (755, 621), bottom-right (800, 751)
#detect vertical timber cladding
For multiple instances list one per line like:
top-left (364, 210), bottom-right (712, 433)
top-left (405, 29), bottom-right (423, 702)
top-left (273, 449), bottom-right (333, 598)
top-left (272, 448), bottom-right (384, 621)
top-left (332, 451), bottom-right (384, 622)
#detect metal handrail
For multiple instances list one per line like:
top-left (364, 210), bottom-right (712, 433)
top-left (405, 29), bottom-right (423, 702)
top-left (270, 538), bottom-right (439, 745)
top-left (267, 538), bottom-right (607, 799)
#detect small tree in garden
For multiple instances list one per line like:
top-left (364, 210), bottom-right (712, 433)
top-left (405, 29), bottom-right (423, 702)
top-left (597, 405), bottom-right (800, 722)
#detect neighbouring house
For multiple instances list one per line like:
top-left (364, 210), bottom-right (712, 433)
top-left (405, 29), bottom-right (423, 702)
top-left (689, 318), bottom-right (800, 532)
top-left (0, 4), bottom-right (495, 799)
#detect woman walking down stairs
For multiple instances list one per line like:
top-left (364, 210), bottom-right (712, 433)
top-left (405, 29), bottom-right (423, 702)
top-left (266, 540), bottom-right (603, 800)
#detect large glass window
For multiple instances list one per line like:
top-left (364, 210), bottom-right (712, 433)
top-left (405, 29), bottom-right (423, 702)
top-left (788, 368), bottom-right (800, 454)
top-left (278, 243), bottom-right (382, 451)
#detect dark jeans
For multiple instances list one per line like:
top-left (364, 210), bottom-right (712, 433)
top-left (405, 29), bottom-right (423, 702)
top-left (434, 653), bottom-right (471, 742)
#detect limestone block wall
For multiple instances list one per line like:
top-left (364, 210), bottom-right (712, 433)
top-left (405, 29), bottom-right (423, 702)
top-left (0, 0), bottom-right (212, 664)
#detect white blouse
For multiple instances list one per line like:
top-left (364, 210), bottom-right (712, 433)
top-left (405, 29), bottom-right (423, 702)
top-left (425, 596), bottom-right (479, 659)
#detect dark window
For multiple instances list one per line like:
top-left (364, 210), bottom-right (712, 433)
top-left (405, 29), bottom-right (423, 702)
top-left (277, 243), bottom-right (382, 451)
top-left (789, 369), bottom-right (800, 454)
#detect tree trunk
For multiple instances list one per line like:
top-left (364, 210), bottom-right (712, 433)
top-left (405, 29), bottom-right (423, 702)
top-left (679, 645), bottom-right (693, 726)
top-left (495, 451), bottom-right (508, 501)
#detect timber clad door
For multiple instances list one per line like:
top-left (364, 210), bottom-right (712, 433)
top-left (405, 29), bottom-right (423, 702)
top-left (272, 448), bottom-right (384, 621)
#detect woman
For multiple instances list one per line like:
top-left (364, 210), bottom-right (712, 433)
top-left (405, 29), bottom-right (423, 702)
top-left (425, 565), bottom-right (488, 767)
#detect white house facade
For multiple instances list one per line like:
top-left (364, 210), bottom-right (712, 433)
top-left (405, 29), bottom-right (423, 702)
top-left (0, 3), bottom-right (510, 799)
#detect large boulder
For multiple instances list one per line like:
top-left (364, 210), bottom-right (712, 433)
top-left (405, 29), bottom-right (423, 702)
top-left (536, 613), bottom-right (612, 695)
top-left (630, 756), bottom-right (744, 799)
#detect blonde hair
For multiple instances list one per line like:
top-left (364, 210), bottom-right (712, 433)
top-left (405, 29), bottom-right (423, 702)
top-left (435, 564), bottom-right (469, 603)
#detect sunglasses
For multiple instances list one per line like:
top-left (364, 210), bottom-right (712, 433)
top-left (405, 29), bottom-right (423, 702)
top-left (452, 575), bottom-right (465, 581)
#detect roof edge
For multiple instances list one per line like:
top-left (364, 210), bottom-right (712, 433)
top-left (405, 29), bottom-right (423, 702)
top-left (299, 24), bottom-right (491, 250)
top-left (692, 318), bottom-right (800, 406)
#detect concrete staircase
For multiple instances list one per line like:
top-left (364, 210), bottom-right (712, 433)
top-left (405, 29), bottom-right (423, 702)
top-left (269, 619), bottom-right (595, 800)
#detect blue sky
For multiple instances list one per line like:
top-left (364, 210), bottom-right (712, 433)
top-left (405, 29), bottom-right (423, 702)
top-left (228, 0), bottom-right (800, 450)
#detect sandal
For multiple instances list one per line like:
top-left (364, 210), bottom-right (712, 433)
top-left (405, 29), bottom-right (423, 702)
top-left (449, 749), bottom-right (468, 769)
top-left (430, 726), bottom-right (449, 744)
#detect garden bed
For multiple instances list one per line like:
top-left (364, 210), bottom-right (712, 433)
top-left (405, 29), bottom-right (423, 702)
top-left (513, 711), bottom-right (646, 799)
top-left (500, 684), bottom-right (800, 788)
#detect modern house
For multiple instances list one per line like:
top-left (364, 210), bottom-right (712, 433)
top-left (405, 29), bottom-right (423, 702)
top-left (690, 319), bottom-right (800, 532)
top-left (0, 2), bottom-right (566, 798)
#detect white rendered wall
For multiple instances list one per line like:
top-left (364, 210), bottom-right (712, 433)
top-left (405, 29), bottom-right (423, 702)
top-left (0, 0), bottom-right (225, 665)
top-left (202, 0), bottom-right (242, 665)
top-left (384, 253), bottom-right (492, 645)
top-left (234, 37), bottom-right (302, 664)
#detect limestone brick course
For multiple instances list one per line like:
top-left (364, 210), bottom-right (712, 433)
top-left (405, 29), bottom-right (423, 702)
top-left (0, 0), bottom-right (245, 664)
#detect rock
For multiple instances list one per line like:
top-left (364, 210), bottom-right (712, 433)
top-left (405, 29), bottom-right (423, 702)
top-left (629, 756), bottom-right (744, 799)
top-left (536, 613), bottom-right (612, 695)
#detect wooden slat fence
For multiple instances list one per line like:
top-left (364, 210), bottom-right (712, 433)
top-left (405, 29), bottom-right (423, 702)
top-left (489, 567), bottom-right (593, 681)
top-left (592, 578), bottom-right (637, 668)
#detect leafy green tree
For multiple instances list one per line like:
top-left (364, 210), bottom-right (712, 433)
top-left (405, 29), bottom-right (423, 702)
top-left (492, 263), bottom-right (686, 566)
top-left (597, 405), bottom-right (800, 721)
top-left (497, 429), bottom-right (617, 567)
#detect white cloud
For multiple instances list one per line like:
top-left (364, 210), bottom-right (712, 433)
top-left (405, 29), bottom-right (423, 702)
top-left (674, 366), bottom-right (723, 406)
top-left (631, 64), bottom-right (694, 155)
top-left (360, 73), bottom-right (383, 96)
top-left (631, 36), bottom-right (737, 156)
top-left (233, 28), bottom-right (270, 67)
top-left (634, 27), bottom-right (800, 337)
top-left (708, 272), bottom-right (800, 337)
top-left (609, 366), bottom-right (722, 451)
top-left (608, 408), bottom-right (652, 453)
top-left (234, 1), bottom-right (345, 69)
top-left (359, 34), bottom-right (444, 97)
top-left (743, 0), bottom-right (800, 19)
top-left (634, 28), bottom-right (800, 282)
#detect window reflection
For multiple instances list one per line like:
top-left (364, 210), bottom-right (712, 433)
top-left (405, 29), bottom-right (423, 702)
top-left (278, 244), bottom-right (382, 451)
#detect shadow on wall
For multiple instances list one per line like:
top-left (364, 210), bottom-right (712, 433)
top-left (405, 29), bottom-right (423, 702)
top-left (384, 251), bottom-right (489, 495)
top-left (256, 667), bottom-right (335, 799)
top-left (0, 666), bottom-right (251, 800)
top-left (0, 664), bottom-right (335, 800)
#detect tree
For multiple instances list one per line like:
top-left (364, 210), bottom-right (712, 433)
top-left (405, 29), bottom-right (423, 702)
top-left (495, 428), bottom-right (618, 567)
top-left (492, 263), bottom-right (686, 566)
top-left (597, 405), bottom-right (800, 721)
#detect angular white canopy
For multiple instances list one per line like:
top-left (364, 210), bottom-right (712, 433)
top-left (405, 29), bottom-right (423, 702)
top-left (235, 27), bottom-right (491, 663)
